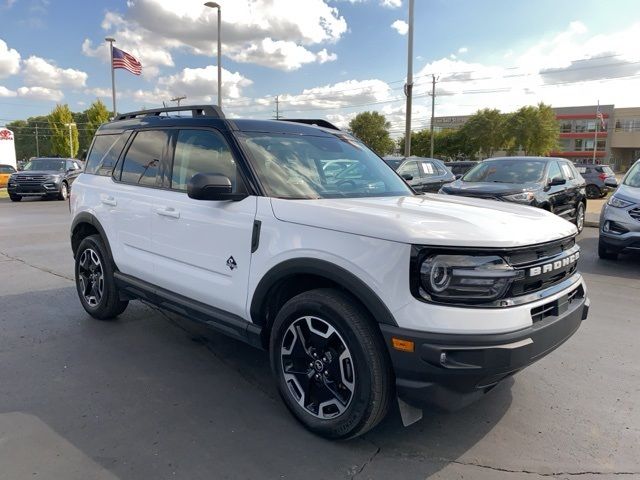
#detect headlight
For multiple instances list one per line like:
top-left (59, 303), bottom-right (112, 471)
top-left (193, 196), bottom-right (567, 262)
top-left (503, 191), bottom-right (535, 203)
top-left (418, 254), bottom-right (522, 304)
top-left (607, 196), bottom-right (633, 208)
top-left (48, 174), bottom-right (62, 181)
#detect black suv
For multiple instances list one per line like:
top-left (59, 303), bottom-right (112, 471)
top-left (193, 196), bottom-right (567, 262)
top-left (440, 156), bottom-right (587, 232)
top-left (383, 156), bottom-right (455, 193)
top-left (8, 157), bottom-right (82, 202)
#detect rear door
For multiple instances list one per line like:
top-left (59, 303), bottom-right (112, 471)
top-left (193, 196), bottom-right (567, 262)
top-left (109, 129), bottom-right (170, 281)
top-left (418, 160), bottom-right (441, 192)
top-left (150, 128), bottom-right (257, 318)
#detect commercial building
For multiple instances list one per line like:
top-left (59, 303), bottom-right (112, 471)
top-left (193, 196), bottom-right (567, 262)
top-left (432, 105), bottom-right (640, 171)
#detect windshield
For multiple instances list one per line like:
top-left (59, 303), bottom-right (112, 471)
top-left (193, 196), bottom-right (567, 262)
top-left (240, 132), bottom-right (412, 199)
top-left (463, 159), bottom-right (546, 183)
top-left (384, 159), bottom-right (403, 170)
top-left (23, 159), bottom-right (66, 172)
top-left (623, 162), bottom-right (640, 188)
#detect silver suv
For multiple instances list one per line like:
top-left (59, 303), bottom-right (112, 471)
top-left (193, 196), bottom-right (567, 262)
top-left (599, 159), bottom-right (640, 259)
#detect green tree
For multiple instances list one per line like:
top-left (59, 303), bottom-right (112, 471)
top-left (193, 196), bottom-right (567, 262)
top-left (48, 104), bottom-right (79, 158)
top-left (505, 103), bottom-right (558, 156)
top-left (85, 99), bottom-right (110, 140)
top-left (461, 108), bottom-right (506, 158)
top-left (348, 111), bottom-right (395, 155)
top-left (398, 128), bottom-right (475, 160)
top-left (6, 116), bottom-right (52, 160)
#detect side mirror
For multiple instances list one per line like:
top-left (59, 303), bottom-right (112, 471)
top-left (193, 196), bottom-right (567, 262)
top-left (401, 173), bottom-right (413, 181)
top-left (604, 177), bottom-right (618, 188)
top-left (548, 176), bottom-right (566, 186)
top-left (187, 173), bottom-right (247, 201)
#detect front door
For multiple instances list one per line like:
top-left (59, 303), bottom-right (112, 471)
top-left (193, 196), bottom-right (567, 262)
top-left (546, 160), bottom-right (569, 217)
top-left (151, 128), bottom-right (257, 319)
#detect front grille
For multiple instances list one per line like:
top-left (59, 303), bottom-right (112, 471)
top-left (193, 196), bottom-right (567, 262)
top-left (15, 175), bottom-right (48, 185)
top-left (531, 284), bottom-right (584, 323)
top-left (629, 207), bottom-right (640, 222)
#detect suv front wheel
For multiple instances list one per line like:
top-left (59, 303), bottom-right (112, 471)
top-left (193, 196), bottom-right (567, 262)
top-left (270, 289), bottom-right (393, 439)
top-left (75, 235), bottom-right (128, 319)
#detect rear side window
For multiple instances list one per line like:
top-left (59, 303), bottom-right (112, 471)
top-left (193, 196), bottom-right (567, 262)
top-left (85, 134), bottom-right (130, 176)
top-left (420, 161), bottom-right (436, 177)
top-left (171, 129), bottom-right (238, 192)
top-left (120, 130), bottom-right (169, 186)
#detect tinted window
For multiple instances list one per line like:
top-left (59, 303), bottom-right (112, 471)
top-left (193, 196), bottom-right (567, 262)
top-left (171, 129), bottom-right (238, 192)
top-left (399, 161), bottom-right (420, 178)
top-left (23, 158), bottom-right (66, 172)
top-left (120, 130), bottom-right (168, 186)
top-left (86, 134), bottom-right (130, 176)
top-left (547, 161), bottom-right (562, 181)
top-left (463, 159), bottom-right (546, 183)
top-left (0, 165), bottom-right (15, 173)
top-left (384, 159), bottom-right (403, 170)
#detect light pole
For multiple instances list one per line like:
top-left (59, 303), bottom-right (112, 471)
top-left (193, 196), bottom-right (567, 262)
top-left (64, 122), bottom-right (76, 158)
top-left (403, 0), bottom-right (415, 157)
top-left (204, 2), bottom-right (222, 107)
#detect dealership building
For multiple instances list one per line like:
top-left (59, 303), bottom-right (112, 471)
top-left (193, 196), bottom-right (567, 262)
top-left (433, 105), bottom-right (640, 171)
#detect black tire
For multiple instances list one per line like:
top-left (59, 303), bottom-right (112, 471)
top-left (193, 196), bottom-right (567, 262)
top-left (586, 184), bottom-right (600, 199)
top-left (9, 194), bottom-right (21, 202)
top-left (58, 182), bottom-right (69, 201)
top-left (598, 239), bottom-right (619, 260)
top-left (75, 234), bottom-right (128, 319)
top-left (574, 202), bottom-right (585, 233)
top-left (269, 288), bottom-right (393, 439)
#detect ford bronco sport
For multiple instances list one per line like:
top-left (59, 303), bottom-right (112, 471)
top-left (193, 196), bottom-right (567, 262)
top-left (70, 105), bottom-right (589, 439)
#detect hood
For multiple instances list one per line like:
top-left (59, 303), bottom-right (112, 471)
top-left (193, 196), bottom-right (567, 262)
top-left (441, 180), bottom-right (536, 196)
top-left (270, 194), bottom-right (576, 248)
top-left (614, 184), bottom-right (640, 203)
top-left (15, 170), bottom-right (61, 175)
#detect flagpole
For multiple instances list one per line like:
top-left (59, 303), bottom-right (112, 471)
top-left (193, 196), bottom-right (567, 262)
top-left (592, 100), bottom-right (599, 164)
top-left (106, 37), bottom-right (116, 119)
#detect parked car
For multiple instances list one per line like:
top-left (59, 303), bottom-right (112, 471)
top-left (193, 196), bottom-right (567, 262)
top-left (0, 163), bottom-right (16, 188)
top-left (444, 160), bottom-right (479, 178)
top-left (70, 105), bottom-right (588, 439)
top-left (574, 163), bottom-right (617, 199)
top-left (440, 157), bottom-right (587, 232)
top-left (7, 157), bottom-right (83, 202)
top-left (598, 159), bottom-right (640, 259)
top-left (383, 156), bottom-right (455, 192)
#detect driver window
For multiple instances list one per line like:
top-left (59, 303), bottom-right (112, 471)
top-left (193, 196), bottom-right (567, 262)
top-left (399, 161), bottom-right (420, 178)
top-left (171, 129), bottom-right (238, 192)
top-left (547, 161), bottom-right (562, 181)
top-left (560, 162), bottom-right (574, 180)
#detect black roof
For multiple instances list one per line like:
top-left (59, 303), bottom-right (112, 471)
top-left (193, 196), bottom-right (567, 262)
top-left (98, 105), bottom-right (341, 138)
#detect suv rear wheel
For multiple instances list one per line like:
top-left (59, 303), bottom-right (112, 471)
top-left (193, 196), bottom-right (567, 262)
top-left (270, 289), bottom-right (392, 439)
top-left (75, 234), bottom-right (128, 319)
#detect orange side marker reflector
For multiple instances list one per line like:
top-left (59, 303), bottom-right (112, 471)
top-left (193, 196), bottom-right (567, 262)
top-left (392, 337), bottom-right (415, 352)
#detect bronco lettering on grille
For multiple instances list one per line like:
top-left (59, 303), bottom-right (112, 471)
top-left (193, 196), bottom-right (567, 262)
top-left (528, 251), bottom-right (579, 277)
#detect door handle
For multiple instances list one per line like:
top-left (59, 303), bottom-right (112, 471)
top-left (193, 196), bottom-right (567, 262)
top-left (155, 207), bottom-right (180, 219)
top-left (101, 195), bottom-right (117, 206)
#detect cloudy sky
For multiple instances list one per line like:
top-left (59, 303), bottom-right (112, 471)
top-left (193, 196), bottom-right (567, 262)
top-left (1, 0), bottom-right (640, 135)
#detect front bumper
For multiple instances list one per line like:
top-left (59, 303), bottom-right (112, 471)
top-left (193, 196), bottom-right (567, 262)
top-left (381, 283), bottom-right (589, 411)
top-left (599, 203), bottom-right (640, 251)
top-left (8, 182), bottom-right (60, 196)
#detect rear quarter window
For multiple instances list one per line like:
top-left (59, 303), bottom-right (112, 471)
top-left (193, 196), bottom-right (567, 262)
top-left (85, 133), bottom-right (131, 176)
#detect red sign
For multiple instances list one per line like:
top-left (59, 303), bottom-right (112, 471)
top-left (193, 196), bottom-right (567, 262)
top-left (0, 129), bottom-right (13, 141)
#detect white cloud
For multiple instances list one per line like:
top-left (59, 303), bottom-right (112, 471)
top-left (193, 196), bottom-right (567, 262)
top-left (83, 0), bottom-right (347, 73)
top-left (0, 85), bottom-right (17, 97)
top-left (391, 20), bottom-right (408, 35)
top-left (0, 39), bottom-right (21, 78)
top-left (458, 46), bottom-right (468, 54)
top-left (381, 0), bottom-right (401, 7)
top-left (158, 65), bottom-right (252, 101)
top-left (16, 86), bottom-right (63, 101)
top-left (22, 56), bottom-right (88, 88)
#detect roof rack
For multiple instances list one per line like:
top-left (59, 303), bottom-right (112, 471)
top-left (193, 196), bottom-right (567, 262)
top-left (277, 118), bottom-right (341, 131)
top-left (114, 105), bottom-right (225, 121)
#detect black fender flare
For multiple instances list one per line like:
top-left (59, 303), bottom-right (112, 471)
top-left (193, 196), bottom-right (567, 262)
top-left (250, 258), bottom-right (398, 327)
top-left (70, 212), bottom-right (115, 263)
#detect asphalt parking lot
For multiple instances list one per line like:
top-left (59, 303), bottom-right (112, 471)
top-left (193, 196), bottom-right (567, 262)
top-left (0, 197), bottom-right (638, 480)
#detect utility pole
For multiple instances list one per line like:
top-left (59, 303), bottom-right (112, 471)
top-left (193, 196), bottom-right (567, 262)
top-left (170, 95), bottom-right (187, 107)
top-left (403, 0), bottom-right (415, 157)
top-left (430, 74), bottom-right (436, 158)
top-left (274, 96), bottom-right (280, 119)
top-left (35, 124), bottom-right (40, 157)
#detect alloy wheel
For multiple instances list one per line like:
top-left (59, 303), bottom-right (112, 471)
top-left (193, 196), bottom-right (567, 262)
top-left (280, 316), bottom-right (355, 420)
top-left (77, 248), bottom-right (104, 307)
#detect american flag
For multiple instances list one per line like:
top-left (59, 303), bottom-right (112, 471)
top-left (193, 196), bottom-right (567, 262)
top-left (596, 102), bottom-right (606, 130)
top-left (112, 46), bottom-right (142, 75)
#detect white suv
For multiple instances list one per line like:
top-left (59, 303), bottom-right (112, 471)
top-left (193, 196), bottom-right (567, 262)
top-left (70, 106), bottom-right (589, 439)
